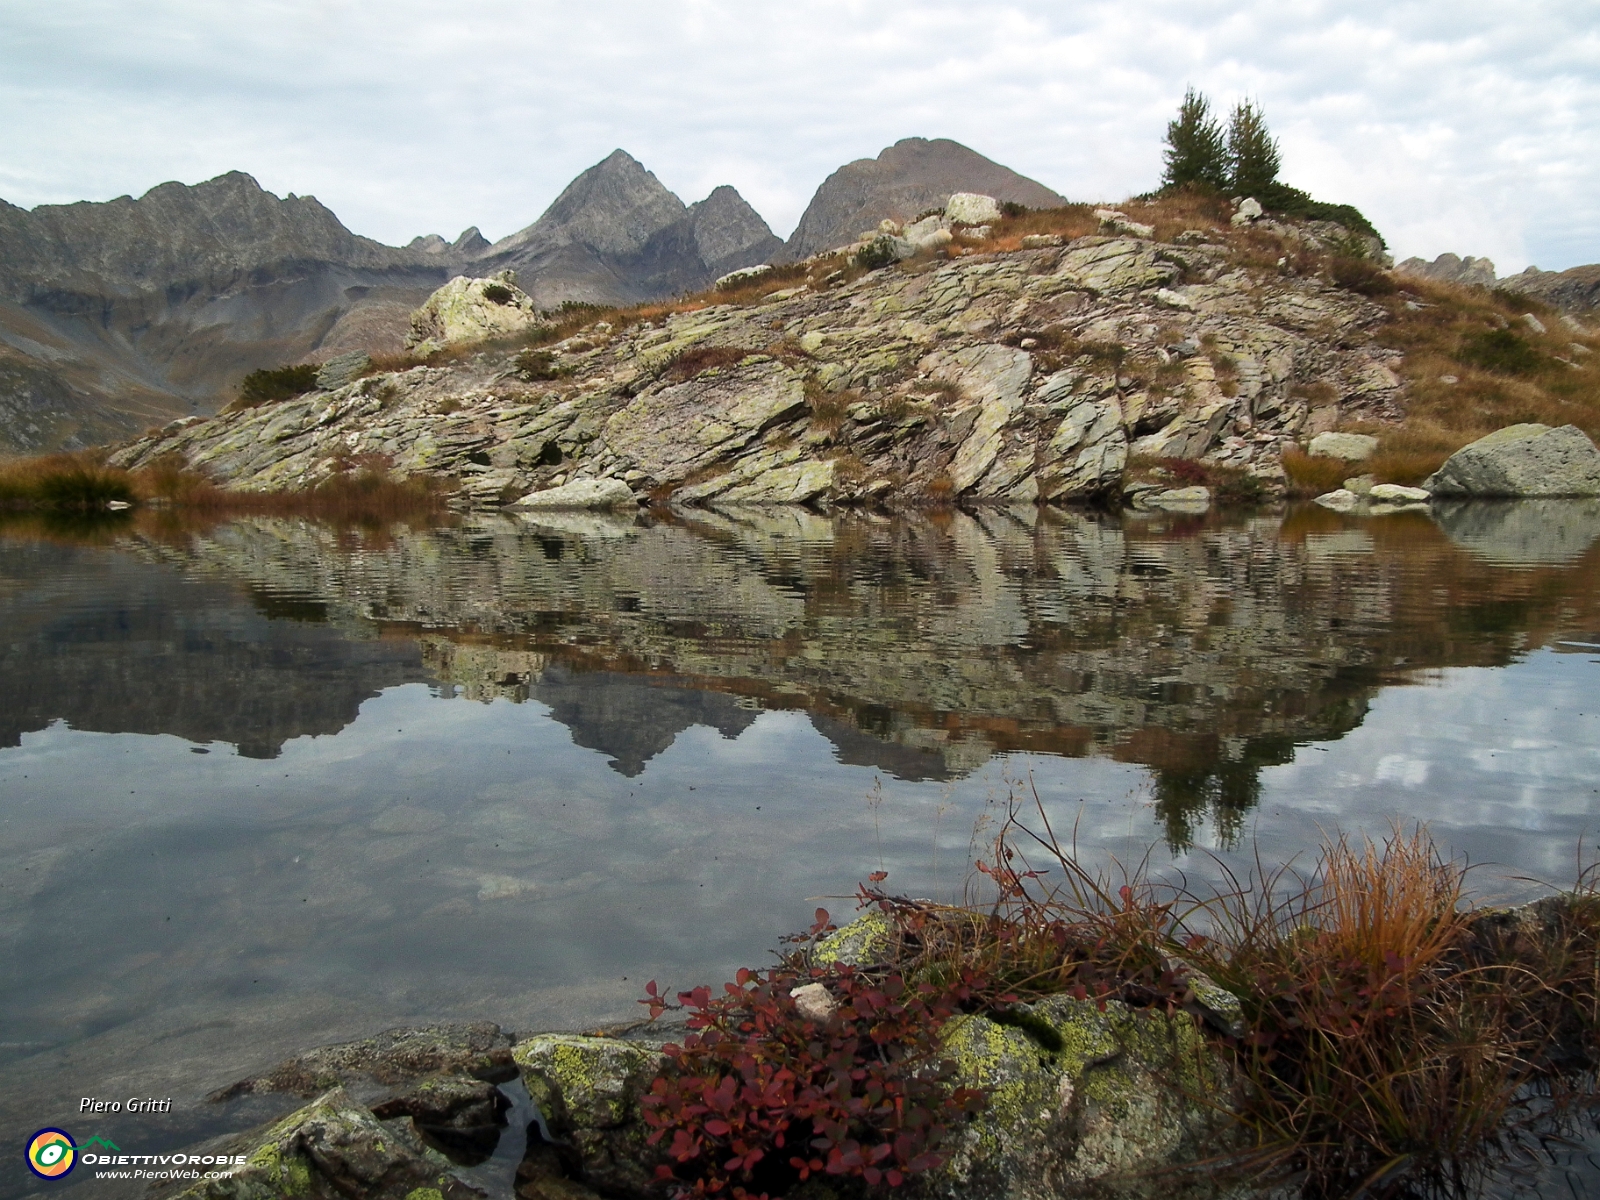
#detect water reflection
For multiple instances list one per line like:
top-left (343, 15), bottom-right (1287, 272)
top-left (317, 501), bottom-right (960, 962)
top-left (5, 503), bottom-right (1600, 850)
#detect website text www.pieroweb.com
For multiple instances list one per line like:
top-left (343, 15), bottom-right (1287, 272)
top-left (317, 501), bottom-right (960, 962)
top-left (26, 1104), bottom-right (248, 1184)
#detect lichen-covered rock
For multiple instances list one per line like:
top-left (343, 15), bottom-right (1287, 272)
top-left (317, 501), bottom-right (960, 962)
top-left (811, 907), bottom-right (895, 966)
top-left (172, 1086), bottom-right (484, 1200)
top-left (927, 996), bottom-right (1240, 1200)
top-left (508, 965), bottom-right (1240, 1200)
top-left (1424, 423), bottom-right (1600, 497)
top-left (946, 193), bottom-right (1003, 226)
top-left (513, 1034), bottom-right (670, 1198)
top-left (407, 273), bottom-right (542, 354)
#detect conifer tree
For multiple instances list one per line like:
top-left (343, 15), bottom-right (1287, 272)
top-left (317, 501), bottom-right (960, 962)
top-left (1227, 100), bottom-right (1282, 197)
top-left (1161, 88), bottom-right (1227, 192)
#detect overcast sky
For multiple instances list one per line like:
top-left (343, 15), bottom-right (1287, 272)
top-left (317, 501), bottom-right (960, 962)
top-left (1, 1), bottom-right (1596, 273)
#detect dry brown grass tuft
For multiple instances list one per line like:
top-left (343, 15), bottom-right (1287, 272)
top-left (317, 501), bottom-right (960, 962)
top-left (805, 380), bottom-right (855, 432)
top-left (0, 451), bottom-right (136, 510)
top-left (660, 344), bottom-right (750, 384)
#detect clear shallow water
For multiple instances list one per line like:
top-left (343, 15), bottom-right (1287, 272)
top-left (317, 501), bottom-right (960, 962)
top-left (2, 502), bottom-right (1600, 1197)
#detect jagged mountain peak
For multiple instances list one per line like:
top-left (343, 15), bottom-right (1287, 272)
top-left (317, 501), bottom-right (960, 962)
top-left (492, 149), bottom-right (687, 260)
top-left (687, 185), bottom-right (782, 273)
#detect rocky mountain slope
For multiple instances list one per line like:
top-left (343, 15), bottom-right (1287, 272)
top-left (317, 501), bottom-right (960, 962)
top-left (2, 140), bottom-right (1059, 454)
top-left (113, 201), bottom-right (1408, 511)
top-left (0, 172), bottom-right (461, 451)
top-left (783, 138), bottom-right (1066, 260)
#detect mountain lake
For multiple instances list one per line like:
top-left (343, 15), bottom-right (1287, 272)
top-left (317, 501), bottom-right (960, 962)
top-left (3, 500), bottom-right (1600, 1198)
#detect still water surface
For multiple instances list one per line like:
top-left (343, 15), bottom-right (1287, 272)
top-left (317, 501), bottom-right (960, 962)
top-left (3, 501), bottom-right (1600, 1196)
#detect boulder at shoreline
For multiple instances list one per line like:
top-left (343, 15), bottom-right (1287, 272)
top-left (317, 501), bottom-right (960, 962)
top-left (1425, 423), bottom-right (1600, 497)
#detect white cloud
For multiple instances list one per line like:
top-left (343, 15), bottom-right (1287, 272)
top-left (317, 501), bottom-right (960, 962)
top-left (0, 0), bottom-right (1596, 270)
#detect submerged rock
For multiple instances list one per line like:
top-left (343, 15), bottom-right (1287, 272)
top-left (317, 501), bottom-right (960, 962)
top-left (1424, 423), bottom-right (1600, 497)
top-left (208, 1022), bottom-right (517, 1101)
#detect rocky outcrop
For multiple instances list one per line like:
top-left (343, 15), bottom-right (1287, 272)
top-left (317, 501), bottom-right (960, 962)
top-left (1395, 253), bottom-right (1498, 289)
top-left (113, 226), bottom-right (1403, 507)
top-left (783, 138), bottom-right (1067, 259)
top-left (1394, 253), bottom-right (1600, 321)
top-left (1424, 424), bottom-right (1600, 497)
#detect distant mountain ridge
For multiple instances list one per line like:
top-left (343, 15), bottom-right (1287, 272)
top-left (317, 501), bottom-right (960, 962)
top-left (0, 139), bottom-right (1063, 453)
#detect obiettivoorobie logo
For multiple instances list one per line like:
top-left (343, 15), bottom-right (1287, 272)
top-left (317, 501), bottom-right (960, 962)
top-left (25, 1131), bottom-right (121, 1180)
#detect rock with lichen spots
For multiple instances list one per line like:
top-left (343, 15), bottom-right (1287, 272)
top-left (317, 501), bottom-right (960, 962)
top-left (406, 273), bottom-right (542, 354)
top-left (512, 1034), bottom-right (671, 1198)
top-left (928, 995), bottom-right (1240, 1200)
top-left (171, 1086), bottom-right (484, 1200)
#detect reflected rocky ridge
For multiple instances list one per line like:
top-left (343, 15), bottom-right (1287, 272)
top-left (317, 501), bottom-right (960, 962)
top-left (6, 502), bottom-right (1589, 849)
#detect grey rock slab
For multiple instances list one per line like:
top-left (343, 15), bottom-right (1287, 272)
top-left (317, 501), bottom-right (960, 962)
top-left (511, 477), bottom-right (637, 510)
top-left (315, 351), bottom-right (372, 392)
top-left (1425, 423), bottom-right (1600, 497)
top-left (601, 360), bottom-right (805, 484)
top-left (1308, 431), bottom-right (1379, 461)
top-left (1141, 486), bottom-right (1212, 513)
top-left (1368, 482), bottom-right (1431, 503)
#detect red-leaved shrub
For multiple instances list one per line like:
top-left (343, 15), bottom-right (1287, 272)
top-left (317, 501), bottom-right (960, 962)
top-left (639, 926), bottom-right (985, 1200)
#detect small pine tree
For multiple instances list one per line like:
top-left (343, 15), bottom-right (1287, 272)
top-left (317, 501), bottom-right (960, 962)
top-left (1227, 100), bottom-right (1281, 197)
top-left (1161, 88), bottom-right (1228, 192)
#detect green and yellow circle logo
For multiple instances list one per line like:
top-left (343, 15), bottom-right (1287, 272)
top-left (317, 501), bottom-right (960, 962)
top-left (27, 1129), bottom-right (76, 1179)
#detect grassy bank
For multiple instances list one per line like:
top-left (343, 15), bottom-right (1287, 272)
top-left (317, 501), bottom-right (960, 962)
top-left (0, 451), bottom-right (448, 525)
top-left (642, 792), bottom-right (1600, 1199)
